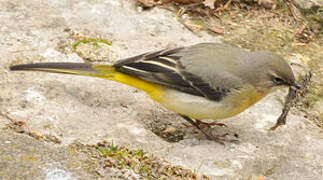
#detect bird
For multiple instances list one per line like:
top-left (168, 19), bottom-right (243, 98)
top-left (10, 43), bottom-right (301, 144)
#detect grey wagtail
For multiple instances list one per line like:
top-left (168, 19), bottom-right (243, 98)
top-left (10, 43), bottom-right (301, 143)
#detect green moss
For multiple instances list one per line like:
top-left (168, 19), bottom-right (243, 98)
top-left (191, 18), bottom-right (208, 29)
top-left (307, 87), bottom-right (323, 106)
top-left (213, 160), bottom-right (231, 168)
top-left (275, 0), bottom-right (286, 10)
top-left (20, 154), bottom-right (39, 163)
top-left (264, 167), bottom-right (275, 176)
top-left (133, 149), bottom-right (146, 156)
top-left (72, 38), bottom-right (111, 50)
top-left (94, 141), bottom-right (203, 179)
top-left (97, 141), bottom-right (117, 157)
top-left (72, 38), bottom-right (111, 58)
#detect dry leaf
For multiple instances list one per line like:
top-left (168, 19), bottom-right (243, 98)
top-left (183, 21), bottom-right (204, 31)
top-left (257, 0), bottom-right (276, 9)
top-left (162, 0), bottom-right (203, 4)
top-left (137, 0), bottom-right (157, 7)
top-left (208, 26), bottom-right (225, 34)
top-left (255, 177), bottom-right (265, 180)
top-left (203, 0), bottom-right (216, 9)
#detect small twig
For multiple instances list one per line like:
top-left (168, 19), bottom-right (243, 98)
top-left (223, 0), bottom-right (233, 10)
top-left (270, 69), bottom-right (312, 130)
top-left (270, 87), bottom-right (297, 130)
top-left (0, 111), bottom-right (16, 123)
top-left (0, 111), bottom-right (61, 144)
top-left (285, 1), bottom-right (302, 21)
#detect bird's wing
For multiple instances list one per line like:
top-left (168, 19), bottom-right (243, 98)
top-left (113, 46), bottom-right (233, 101)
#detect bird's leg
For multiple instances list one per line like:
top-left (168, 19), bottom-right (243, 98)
top-left (180, 115), bottom-right (214, 140)
top-left (180, 115), bottom-right (238, 144)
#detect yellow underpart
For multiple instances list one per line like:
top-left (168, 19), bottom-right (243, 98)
top-left (226, 85), bottom-right (267, 116)
top-left (157, 84), bottom-right (268, 120)
top-left (92, 65), bottom-right (164, 101)
top-left (110, 72), bottom-right (163, 101)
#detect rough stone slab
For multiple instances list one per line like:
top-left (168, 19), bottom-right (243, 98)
top-left (1, 0), bottom-right (322, 179)
top-left (292, 0), bottom-right (323, 10)
top-left (0, 130), bottom-right (98, 179)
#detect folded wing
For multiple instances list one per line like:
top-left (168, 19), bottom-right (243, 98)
top-left (113, 47), bottom-right (229, 101)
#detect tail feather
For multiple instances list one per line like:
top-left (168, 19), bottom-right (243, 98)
top-left (10, 62), bottom-right (95, 72)
top-left (10, 62), bottom-right (115, 78)
top-left (10, 62), bottom-right (162, 97)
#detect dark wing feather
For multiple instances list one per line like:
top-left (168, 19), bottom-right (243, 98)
top-left (113, 47), bottom-right (228, 101)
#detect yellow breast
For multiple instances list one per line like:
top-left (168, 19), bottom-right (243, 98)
top-left (225, 85), bottom-right (268, 117)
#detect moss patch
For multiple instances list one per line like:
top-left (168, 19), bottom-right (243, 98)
top-left (72, 38), bottom-right (113, 62)
top-left (67, 141), bottom-right (209, 179)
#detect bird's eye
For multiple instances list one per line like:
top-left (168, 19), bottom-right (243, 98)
top-left (273, 77), bottom-right (283, 84)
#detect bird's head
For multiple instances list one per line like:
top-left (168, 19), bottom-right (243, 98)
top-left (247, 51), bottom-right (301, 93)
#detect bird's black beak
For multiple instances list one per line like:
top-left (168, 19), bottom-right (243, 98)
top-left (291, 82), bottom-right (302, 90)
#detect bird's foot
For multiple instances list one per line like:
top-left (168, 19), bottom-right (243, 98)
top-left (182, 120), bottom-right (227, 129)
top-left (179, 115), bottom-right (238, 144)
